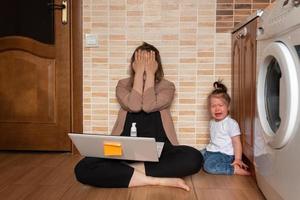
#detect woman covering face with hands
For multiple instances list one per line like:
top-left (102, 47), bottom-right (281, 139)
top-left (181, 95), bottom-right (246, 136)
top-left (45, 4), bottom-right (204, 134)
top-left (131, 50), bottom-right (159, 95)
top-left (133, 50), bottom-right (158, 76)
top-left (74, 42), bottom-right (203, 191)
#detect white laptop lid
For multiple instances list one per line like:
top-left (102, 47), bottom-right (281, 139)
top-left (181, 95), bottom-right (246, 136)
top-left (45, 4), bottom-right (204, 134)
top-left (69, 133), bottom-right (164, 162)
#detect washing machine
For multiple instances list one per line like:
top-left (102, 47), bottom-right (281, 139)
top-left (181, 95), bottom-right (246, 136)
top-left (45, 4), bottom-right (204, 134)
top-left (255, 0), bottom-right (300, 199)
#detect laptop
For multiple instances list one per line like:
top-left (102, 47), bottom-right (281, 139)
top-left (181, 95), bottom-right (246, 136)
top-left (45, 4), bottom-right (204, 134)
top-left (69, 133), bottom-right (164, 162)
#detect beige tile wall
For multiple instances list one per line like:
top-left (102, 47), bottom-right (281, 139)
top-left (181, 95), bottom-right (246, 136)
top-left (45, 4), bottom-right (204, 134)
top-left (216, 0), bottom-right (272, 33)
top-left (83, 0), bottom-right (233, 149)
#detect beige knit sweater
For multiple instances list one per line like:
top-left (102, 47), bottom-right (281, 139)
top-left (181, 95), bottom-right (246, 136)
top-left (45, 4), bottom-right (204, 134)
top-left (111, 77), bottom-right (179, 145)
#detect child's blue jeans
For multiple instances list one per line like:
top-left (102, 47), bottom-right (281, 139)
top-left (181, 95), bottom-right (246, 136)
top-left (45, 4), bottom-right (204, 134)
top-left (200, 149), bottom-right (234, 175)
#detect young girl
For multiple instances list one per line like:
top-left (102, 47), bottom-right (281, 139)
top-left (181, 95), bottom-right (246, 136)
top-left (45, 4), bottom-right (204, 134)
top-left (202, 81), bottom-right (250, 176)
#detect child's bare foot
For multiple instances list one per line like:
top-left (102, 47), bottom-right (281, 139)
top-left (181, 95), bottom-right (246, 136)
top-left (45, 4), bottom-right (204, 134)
top-left (234, 165), bottom-right (251, 176)
top-left (156, 177), bottom-right (190, 191)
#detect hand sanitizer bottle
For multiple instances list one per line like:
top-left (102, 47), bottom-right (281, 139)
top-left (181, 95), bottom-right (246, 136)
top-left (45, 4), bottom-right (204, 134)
top-left (130, 122), bottom-right (137, 137)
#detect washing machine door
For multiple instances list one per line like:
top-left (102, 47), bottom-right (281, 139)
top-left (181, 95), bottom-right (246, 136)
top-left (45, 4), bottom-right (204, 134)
top-left (257, 42), bottom-right (299, 149)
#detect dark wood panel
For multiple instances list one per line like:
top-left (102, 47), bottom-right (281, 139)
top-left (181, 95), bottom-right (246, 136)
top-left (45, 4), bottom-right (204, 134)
top-left (232, 19), bottom-right (257, 165)
top-left (0, 50), bottom-right (55, 123)
top-left (243, 21), bottom-right (256, 150)
top-left (0, 36), bottom-right (55, 58)
top-left (241, 21), bottom-right (257, 163)
top-left (231, 33), bottom-right (241, 124)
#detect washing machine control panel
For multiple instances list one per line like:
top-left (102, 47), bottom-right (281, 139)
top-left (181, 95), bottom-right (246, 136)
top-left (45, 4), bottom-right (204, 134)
top-left (257, 0), bottom-right (300, 40)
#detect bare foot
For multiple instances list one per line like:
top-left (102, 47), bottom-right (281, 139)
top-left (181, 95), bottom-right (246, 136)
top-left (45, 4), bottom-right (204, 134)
top-left (234, 165), bottom-right (251, 176)
top-left (129, 170), bottom-right (190, 191)
top-left (155, 177), bottom-right (190, 191)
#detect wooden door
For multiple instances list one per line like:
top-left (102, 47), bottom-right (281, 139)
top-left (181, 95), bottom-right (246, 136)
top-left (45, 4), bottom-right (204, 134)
top-left (231, 31), bottom-right (242, 126)
top-left (0, 0), bottom-right (72, 151)
top-left (241, 20), bottom-right (257, 162)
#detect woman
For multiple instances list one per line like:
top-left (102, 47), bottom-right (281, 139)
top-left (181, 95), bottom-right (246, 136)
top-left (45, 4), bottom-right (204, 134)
top-left (75, 42), bottom-right (203, 191)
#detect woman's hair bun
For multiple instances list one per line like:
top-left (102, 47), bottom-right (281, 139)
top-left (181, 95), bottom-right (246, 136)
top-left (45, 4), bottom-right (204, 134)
top-left (213, 80), bottom-right (227, 93)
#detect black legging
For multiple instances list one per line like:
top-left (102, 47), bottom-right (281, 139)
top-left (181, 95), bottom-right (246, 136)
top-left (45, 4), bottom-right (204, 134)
top-left (75, 143), bottom-right (203, 188)
top-left (74, 111), bottom-right (203, 188)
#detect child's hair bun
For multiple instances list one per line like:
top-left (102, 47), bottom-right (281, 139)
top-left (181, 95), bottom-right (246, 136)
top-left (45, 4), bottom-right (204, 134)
top-left (213, 81), bottom-right (227, 93)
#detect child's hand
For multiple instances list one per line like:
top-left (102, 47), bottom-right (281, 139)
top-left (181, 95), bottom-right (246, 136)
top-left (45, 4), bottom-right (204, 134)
top-left (231, 159), bottom-right (249, 169)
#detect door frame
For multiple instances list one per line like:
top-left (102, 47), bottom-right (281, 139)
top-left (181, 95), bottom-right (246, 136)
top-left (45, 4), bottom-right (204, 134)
top-left (71, 0), bottom-right (83, 153)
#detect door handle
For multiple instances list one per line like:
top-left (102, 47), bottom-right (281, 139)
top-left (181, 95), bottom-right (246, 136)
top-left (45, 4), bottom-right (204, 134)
top-left (239, 27), bottom-right (248, 38)
top-left (61, 0), bottom-right (67, 24)
top-left (48, 0), bottom-right (68, 25)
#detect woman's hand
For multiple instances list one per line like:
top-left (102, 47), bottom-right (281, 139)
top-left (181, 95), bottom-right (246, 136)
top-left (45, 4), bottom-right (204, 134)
top-left (132, 50), bottom-right (145, 95)
top-left (132, 50), bottom-right (146, 75)
top-left (143, 51), bottom-right (156, 92)
top-left (145, 51), bottom-right (158, 76)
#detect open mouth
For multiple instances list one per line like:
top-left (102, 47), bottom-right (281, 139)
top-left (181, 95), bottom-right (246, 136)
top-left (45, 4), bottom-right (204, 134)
top-left (214, 113), bottom-right (223, 117)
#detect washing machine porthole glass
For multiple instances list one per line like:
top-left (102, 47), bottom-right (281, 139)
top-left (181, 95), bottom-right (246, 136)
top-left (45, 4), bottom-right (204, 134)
top-left (295, 45), bottom-right (300, 59)
top-left (265, 57), bottom-right (282, 133)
